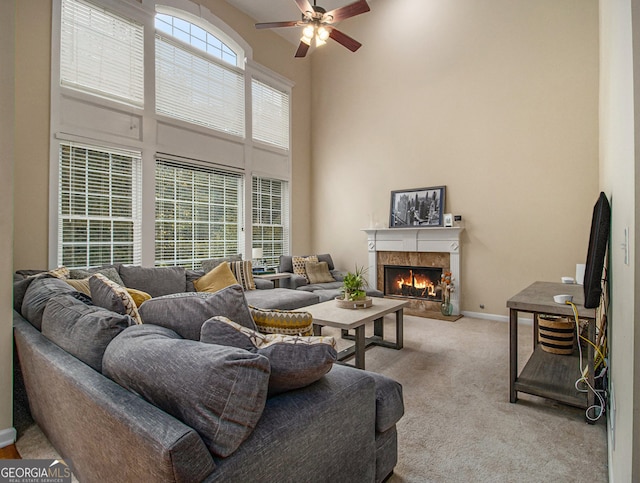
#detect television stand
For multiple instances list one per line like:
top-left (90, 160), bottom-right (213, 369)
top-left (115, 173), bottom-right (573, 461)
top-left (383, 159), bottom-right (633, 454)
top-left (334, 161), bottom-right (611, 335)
top-left (507, 281), bottom-right (597, 422)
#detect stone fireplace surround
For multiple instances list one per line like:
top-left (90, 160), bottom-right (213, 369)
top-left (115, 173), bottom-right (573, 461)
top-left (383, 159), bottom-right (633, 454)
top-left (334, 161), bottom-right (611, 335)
top-left (364, 228), bottom-right (463, 317)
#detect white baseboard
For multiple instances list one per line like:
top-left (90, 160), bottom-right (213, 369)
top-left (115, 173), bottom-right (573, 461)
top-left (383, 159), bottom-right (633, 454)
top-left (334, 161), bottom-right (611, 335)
top-left (462, 311), bottom-right (533, 324)
top-left (0, 427), bottom-right (16, 448)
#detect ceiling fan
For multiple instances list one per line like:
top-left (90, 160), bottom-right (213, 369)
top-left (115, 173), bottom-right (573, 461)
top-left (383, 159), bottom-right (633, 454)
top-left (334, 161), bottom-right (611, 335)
top-left (255, 0), bottom-right (370, 58)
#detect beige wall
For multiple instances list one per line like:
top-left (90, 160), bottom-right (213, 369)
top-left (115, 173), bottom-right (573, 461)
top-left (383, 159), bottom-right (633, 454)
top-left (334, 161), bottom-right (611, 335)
top-left (1, 0), bottom-right (16, 444)
top-left (599, 0), bottom-right (639, 480)
top-left (12, 0), bottom-right (313, 270)
top-left (310, 0), bottom-right (599, 316)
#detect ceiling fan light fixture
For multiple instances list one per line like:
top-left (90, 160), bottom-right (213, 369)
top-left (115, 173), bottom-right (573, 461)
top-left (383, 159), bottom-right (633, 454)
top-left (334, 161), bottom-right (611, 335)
top-left (315, 36), bottom-right (327, 47)
top-left (317, 25), bottom-right (330, 41)
top-left (302, 24), bottom-right (315, 39)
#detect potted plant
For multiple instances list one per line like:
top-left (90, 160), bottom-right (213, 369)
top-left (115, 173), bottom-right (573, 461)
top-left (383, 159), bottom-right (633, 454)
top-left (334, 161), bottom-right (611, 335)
top-left (341, 265), bottom-right (369, 301)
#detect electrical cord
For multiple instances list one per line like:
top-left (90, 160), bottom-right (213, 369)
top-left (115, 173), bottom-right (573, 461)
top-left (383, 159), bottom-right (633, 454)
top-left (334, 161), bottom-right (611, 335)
top-left (566, 300), bottom-right (605, 421)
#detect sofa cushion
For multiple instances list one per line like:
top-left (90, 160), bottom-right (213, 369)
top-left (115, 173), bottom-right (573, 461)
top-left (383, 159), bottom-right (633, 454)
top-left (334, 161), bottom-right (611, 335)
top-left (201, 317), bottom-right (337, 395)
top-left (41, 293), bottom-right (133, 372)
top-left (229, 261), bottom-right (256, 290)
top-left (103, 324), bottom-right (270, 458)
top-left (249, 305), bottom-right (314, 336)
top-left (194, 262), bottom-right (238, 293)
top-left (200, 254), bottom-right (242, 273)
top-left (363, 371), bottom-right (405, 433)
top-left (21, 276), bottom-right (78, 330)
top-left (138, 284), bottom-right (257, 340)
top-left (70, 266), bottom-right (124, 287)
top-left (305, 261), bottom-right (336, 284)
top-left (90, 273), bottom-right (143, 325)
top-left (244, 288), bottom-right (319, 310)
top-left (118, 265), bottom-right (186, 297)
top-left (186, 269), bottom-right (205, 292)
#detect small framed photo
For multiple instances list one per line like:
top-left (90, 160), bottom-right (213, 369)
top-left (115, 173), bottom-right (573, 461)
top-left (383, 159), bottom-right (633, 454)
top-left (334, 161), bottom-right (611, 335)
top-left (443, 213), bottom-right (453, 227)
top-left (389, 186), bottom-right (446, 228)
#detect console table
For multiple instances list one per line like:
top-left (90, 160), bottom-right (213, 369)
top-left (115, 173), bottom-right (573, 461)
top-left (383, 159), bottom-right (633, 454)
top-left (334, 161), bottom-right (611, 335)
top-left (508, 281), bottom-right (597, 421)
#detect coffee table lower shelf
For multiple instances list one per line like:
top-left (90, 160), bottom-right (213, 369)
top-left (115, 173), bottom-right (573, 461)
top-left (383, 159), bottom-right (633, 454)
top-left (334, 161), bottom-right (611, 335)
top-left (514, 346), bottom-right (589, 409)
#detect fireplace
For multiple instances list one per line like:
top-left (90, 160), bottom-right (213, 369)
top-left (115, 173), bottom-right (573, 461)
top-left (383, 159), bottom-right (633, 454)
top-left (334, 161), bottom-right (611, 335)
top-left (384, 266), bottom-right (443, 301)
top-left (364, 227), bottom-right (463, 317)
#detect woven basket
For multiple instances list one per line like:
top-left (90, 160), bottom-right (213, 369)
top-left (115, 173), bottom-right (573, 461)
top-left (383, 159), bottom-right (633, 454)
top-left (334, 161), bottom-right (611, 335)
top-left (538, 314), bottom-right (575, 355)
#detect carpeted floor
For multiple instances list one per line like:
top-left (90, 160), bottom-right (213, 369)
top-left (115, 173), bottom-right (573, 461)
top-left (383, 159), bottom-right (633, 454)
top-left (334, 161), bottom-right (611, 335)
top-left (15, 314), bottom-right (608, 482)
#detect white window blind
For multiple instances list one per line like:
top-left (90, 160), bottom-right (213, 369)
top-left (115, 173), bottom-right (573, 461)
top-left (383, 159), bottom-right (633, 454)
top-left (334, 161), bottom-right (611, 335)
top-left (60, 0), bottom-right (144, 106)
top-left (252, 176), bottom-right (289, 268)
top-left (155, 160), bottom-right (244, 268)
top-left (58, 143), bottom-right (142, 268)
top-left (252, 79), bottom-right (290, 150)
top-left (156, 35), bottom-right (245, 137)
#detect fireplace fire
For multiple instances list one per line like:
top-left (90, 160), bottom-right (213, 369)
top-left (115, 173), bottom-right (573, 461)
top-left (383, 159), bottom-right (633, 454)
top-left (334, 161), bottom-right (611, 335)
top-left (384, 265), bottom-right (443, 301)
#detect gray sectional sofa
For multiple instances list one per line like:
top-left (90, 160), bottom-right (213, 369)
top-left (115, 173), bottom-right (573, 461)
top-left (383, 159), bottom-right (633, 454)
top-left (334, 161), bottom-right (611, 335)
top-left (13, 265), bottom-right (405, 482)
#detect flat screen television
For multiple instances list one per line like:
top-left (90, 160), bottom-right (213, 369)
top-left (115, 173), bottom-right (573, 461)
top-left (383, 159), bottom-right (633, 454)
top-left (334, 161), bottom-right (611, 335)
top-left (583, 192), bottom-right (611, 308)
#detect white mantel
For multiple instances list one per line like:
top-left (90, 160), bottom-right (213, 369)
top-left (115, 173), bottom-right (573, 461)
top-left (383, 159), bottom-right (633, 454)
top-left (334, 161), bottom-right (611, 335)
top-left (363, 227), bottom-right (463, 315)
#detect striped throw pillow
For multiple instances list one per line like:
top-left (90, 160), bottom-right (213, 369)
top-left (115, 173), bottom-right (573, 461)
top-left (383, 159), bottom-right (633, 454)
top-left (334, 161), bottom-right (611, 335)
top-left (229, 261), bottom-right (256, 291)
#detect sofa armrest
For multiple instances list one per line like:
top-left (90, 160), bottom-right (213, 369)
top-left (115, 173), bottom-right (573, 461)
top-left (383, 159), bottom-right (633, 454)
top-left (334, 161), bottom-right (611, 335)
top-left (209, 364), bottom-right (377, 482)
top-left (253, 278), bottom-right (275, 290)
top-left (279, 273), bottom-right (308, 290)
top-left (331, 270), bottom-right (347, 282)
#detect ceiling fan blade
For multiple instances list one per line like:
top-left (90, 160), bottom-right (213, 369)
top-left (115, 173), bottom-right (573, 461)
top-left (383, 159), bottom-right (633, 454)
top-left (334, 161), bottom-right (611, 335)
top-left (324, 0), bottom-right (370, 23)
top-left (295, 41), bottom-right (310, 58)
top-left (328, 28), bottom-right (362, 52)
top-left (255, 20), bottom-right (300, 29)
top-left (295, 0), bottom-right (314, 16)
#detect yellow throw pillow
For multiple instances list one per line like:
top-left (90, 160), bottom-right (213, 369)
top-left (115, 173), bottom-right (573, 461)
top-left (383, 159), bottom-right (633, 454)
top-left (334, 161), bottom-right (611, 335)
top-left (194, 262), bottom-right (239, 293)
top-left (126, 288), bottom-right (152, 307)
top-left (292, 255), bottom-right (318, 281)
top-left (249, 305), bottom-right (314, 336)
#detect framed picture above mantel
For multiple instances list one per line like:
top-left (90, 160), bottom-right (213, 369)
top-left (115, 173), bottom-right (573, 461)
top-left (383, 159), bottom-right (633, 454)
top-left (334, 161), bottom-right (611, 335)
top-left (389, 186), bottom-right (446, 228)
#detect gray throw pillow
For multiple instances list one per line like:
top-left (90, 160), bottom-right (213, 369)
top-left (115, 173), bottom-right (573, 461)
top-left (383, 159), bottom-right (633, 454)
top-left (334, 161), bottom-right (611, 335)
top-left (41, 294), bottom-right (133, 372)
top-left (21, 276), bottom-right (78, 330)
top-left (138, 284), bottom-right (257, 340)
top-left (103, 324), bottom-right (270, 458)
top-left (118, 265), bottom-right (186, 297)
top-left (200, 254), bottom-right (242, 273)
top-left (201, 317), bottom-right (337, 396)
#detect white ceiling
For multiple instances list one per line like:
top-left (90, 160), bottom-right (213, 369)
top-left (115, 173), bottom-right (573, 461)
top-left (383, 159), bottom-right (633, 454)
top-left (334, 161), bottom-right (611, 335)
top-left (224, 0), bottom-right (370, 45)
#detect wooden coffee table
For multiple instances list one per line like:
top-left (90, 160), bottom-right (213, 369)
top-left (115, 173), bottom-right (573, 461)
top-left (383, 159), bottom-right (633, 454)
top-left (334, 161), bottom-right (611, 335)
top-left (305, 297), bottom-right (408, 370)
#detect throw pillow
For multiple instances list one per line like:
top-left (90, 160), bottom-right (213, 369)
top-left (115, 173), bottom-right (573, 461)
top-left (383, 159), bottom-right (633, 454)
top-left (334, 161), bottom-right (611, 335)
top-left (137, 284), bottom-right (257, 340)
top-left (305, 261), bottom-right (336, 284)
top-left (21, 276), bottom-right (78, 330)
top-left (89, 273), bottom-right (143, 325)
top-left (103, 324), bottom-right (270, 458)
top-left (42, 294), bottom-right (133, 372)
top-left (201, 317), bottom-right (337, 395)
top-left (228, 260), bottom-right (256, 291)
top-left (126, 287), bottom-right (152, 307)
top-left (249, 305), bottom-right (314, 336)
top-left (48, 266), bottom-right (70, 279)
top-left (194, 262), bottom-right (238, 293)
top-left (292, 255), bottom-right (318, 281)
top-left (65, 277), bottom-right (91, 296)
top-left (200, 254), bottom-right (242, 273)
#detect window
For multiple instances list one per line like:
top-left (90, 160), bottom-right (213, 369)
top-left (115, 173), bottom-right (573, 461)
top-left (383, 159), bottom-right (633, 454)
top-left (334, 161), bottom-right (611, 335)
top-left (155, 14), bottom-right (245, 136)
top-left (252, 176), bottom-right (289, 268)
top-left (58, 143), bottom-right (141, 268)
top-left (155, 13), bottom-right (237, 66)
top-left (60, 0), bottom-right (144, 106)
top-left (155, 160), bottom-right (243, 268)
top-left (252, 79), bottom-right (290, 150)
top-left (53, 1), bottom-right (292, 269)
